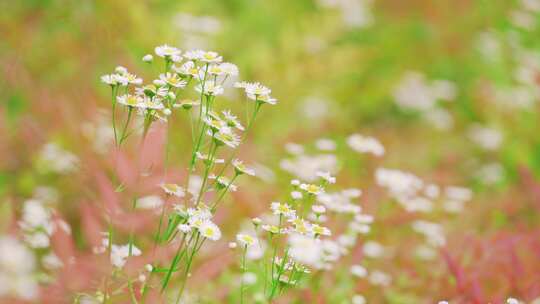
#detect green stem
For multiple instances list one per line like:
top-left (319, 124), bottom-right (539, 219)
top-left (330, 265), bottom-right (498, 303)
top-left (240, 245), bottom-right (247, 304)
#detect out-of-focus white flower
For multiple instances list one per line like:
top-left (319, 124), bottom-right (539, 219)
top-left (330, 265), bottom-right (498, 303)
top-left (110, 244), bottom-right (142, 268)
top-left (477, 162), bottom-right (504, 185)
top-left (284, 142), bottom-right (305, 155)
top-left (291, 191), bottom-right (303, 200)
top-left (467, 124), bottom-right (503, 151)
top-left (363, 241), bottom-right (385, 258)
top-left (312, 205), bottom-right (326, 214)
top-left (350, 264), bottom-right (368, 278)
top-left (369, 270), bottom-right (392, 286)
top-left (242, 272), bottom-right (257, 285)
top-left (42, 252), bottom-right (63, 270)
top-left (0, 236), bottom-right (38, 300)
top-left (137, 195), bottom-right (164, 210)
top-left (300, 96), bottom-right (332, 120)
top-left (347, 134), bottom-right (385, 156)
top-left (415, 244), bottom-right (437, 260)
top-left (160, 183), bottom-right (186, 197)
top-left (507, 298), bottom-right (521, 304)
top-left (412, 220), bottom-right (446, 247)
top-left (316, 171), bottom-right (336, 184)
top-left (352, 294), bottom-right (367, 304)
top-left (39, 143), bottom-right (79, 174)
top-left (315, 138), bottom-right (336, 151)
top-left (281, 153), bottom-right (338, 181)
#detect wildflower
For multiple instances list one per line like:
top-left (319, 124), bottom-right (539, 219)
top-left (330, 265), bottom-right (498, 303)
top-left (198, 221), bottom-right (222, 241)
top-left (369, 270), bottom-right (392, 286)
top-left (252, 217), bottom-right (262, 226)
top-left (347, 134), bottom-right (385, 156)
top-left (195, 81), bottom-right (224, 96)
top-left (203, 116), bottom-right (227, 133)
top-left (121, 72), bottom-right (143, 85)
top-left (228, 242), bottom-right (237, 249)
top-left (155, 44), bottom-right (181, 59)
top-left (354, 214), bottom-right (373, 224)
top-left (232, 159), bottom-right (255, 176)
top-left (200, 51), bottom-right (222, 63)
top-left (136, 195), bottom-right (163, 209)
top-left (315, 138), bottom-right (336, 151)
top-left (173, 60), bottom-right (199, 77)
top-left (110, 244), bottom-right (142, 268)
top-left (236, 234), bottom-right (257, 246)
top-left (244, 82), bottom-right (271, 96)
top-left (352, 295), bottom-right (366, 304)
top-left (145, 264), bottom-right (153, 272)
top-left (159, 72), bottom-right (187, 88)
top-left (300, 183), bottom-right (324, 196)
top-left (316, 171), bottom-right (336, 184)
top-left (270, 202), bottom-right (296, 218)
top-left (116, 94), bottom-right (143, 108)
top-left (242, 272), bottom-right (258, 285)
top-left (142, 54), bottom-right (153, 62)
top-left (210, 175), bottom-right (237, 191)
top-left (178, 224), bottom-right (192, 233)
top-left (101, 74), bottom-right (128, 86)
top-left (290, 218), bottom-right (311, 235)
top-left (291, 191), bottom-right (303, 200)
top-left (291, 179), bottom-right (301, 186)
top-left (312, 205), bottom-right (326, 214)
top-left (222, 110), bottom-right (245, 131)
top-left (311, 224), bottom-right (331, 237)
top-left (141, 98), bottom-right (165, 110)
top-left (160, 183), bottom-right (185, 197)
top-left (207, 64), bottom-right (225, 76)
top-left (220, 62), bottom-right (239, 76)
top-left (251, 93), bottom-right (277, 105)
top-left (350, 265), bottom-right (367, 278)
top-left (261, 224), bottom-right (280, 235)
top-left (213, 131), bottom-right (240, 148)
top-left (196, 152), bottom-right (225, 164)
top-left (183, 50), bottom-right (204, 61)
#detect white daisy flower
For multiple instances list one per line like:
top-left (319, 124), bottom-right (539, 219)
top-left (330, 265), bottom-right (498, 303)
top-left (213, 131), bottom-right (240, 148)
top-left (300, 183), bottom-right (324, 195)
top-left (311, 224), bottom-right (331, 237)
top-left (116, 94), bottom-right (144, 108)
top-left (200, 51), bottom-right (222, 63)
top-left (183, 50), bottom-right (205, 61)
top-left (219, 63), bottom-right (239, 76)
top-left (155, 44), bottom-right (181, 58)
top-left (232, 159), bottom-right (255, 176)
top-left (195, 81), bottom-right (224, 96)
top-left (270, 202), bottom-right (296, 218)
top-left (198, 221), bottom-right (221, 241)
top-left (222, 110), bottom-right (245, 131)
top-left (173, 61), bottom-right (199, 77)
top-left (236, 234), bottom-right (257, 247)
top-left (159, 73), bottom-right (187, 88)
